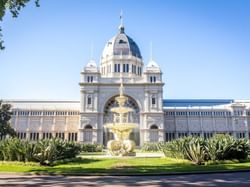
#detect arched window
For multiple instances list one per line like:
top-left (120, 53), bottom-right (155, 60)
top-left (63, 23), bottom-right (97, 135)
top-left (150, 125), bottom-right (158, 129)
top-left (84, 124), bottom-right (93, 142)
top-left (149, 124), bottom-right (159, 142)
top-left (103, 95), bottom-right (140, 124)
top-left (152, 97), bottom-right (156, 105)
top-left (151, 95), bottom-right (156, 106)
top-left (87, 95), bottom-right (92, 105)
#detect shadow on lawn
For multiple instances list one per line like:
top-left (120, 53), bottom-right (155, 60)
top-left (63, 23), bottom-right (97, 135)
top-left (55, 157), bottom-right (102, 165)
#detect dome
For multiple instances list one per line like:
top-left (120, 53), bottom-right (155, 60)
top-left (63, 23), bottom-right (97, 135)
top-left (84, 59), bottom-right (98, 72)
top-left (145, 59), bottom-right (161, 73)
top-left (146, 60), bottom-right (159, 68)
top-left (102, 26), bottom-right (142, 59)
top-left (85, 59), bottom-right (97, 68)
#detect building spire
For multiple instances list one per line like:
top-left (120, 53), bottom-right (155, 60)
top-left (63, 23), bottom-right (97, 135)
top-left (119, 10), bottom-right (125, 33)
top-left (85, 41), bottom-right (97, 69)
top-left (90, 42), bottom-right (94, 60)
top-left (150, 41), bottom-right (153, 61)
top-left (120, 10), bottom-right (123, 26)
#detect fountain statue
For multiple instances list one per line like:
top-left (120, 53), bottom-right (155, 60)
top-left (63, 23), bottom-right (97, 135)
top-left (104, 77), bottom-right (137, 156)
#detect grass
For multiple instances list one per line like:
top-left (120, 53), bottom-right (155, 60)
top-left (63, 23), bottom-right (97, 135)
top-left (1, 157), bottom-right (250, 175)
top-left (80, 152), bottom-right (105, 156)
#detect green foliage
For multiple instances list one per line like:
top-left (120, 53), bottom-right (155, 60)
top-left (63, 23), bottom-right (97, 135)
top-left (0, 138), bottom-right (81, 166)
top-left (207, 134), bottom-right (250, 161)
top-left (81, 143), bottom-right (103, 152)
top-left (182, 137), bottom-right (208, 165)
top-left (160, 135), bottom-right (250, 165)
top-left (160, 136), bottom-right (208, 164)
top-left (0, 101), bottom-right (16, 138)
top-left (160, 138), bottom-right (187, 159)
top-left (0, 0), bottom-right (39, 50)
top-left (141, 142), bottom-right (161, 152)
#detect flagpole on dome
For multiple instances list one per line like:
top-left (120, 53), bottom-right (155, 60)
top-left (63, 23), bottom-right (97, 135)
top-left (119, 10), bottom-right (125, 33)
top-left (150, 41), bottom-right (153, 62)
top-left (90, 42), bottom-right (94, 61)
top-left (120, 10), bottom-right (123, 26)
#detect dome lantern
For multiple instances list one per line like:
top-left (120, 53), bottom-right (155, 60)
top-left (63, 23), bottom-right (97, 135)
top-left (100, 13), bottom-right (144, 78)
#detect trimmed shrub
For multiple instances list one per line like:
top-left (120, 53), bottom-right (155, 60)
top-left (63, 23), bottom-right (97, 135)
top-left (81, 143), bottom-right (103, 152)
top-left (141, 142), bottom-right (161, 152)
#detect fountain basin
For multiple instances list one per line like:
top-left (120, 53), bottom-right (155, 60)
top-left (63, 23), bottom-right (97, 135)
top-left (105, 123), bottom-right (137, 131)
top-left (111, 107), bottom-right (134, 113)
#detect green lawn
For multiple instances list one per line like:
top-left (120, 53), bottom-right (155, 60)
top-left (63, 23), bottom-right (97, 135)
top-left (1, 157), bottom-right (250, 175)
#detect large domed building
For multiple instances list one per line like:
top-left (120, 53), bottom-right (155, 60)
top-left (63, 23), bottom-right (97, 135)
top-left (79, 22), bottom-right (164, 145)
top-left (4, 20), bottom-right (250, 145)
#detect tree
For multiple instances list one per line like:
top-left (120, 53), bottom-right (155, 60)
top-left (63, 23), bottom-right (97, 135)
top-left (0, 0), bottom-right (39, 50)
top-left (0, 100), bottom-right (16, 138)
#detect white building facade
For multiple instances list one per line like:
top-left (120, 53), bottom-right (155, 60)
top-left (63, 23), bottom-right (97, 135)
top-left (4, 23), bottom-right (250, 145)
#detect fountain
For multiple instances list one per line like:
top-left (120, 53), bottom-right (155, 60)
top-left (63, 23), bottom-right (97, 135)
top-left (104, 78), bottom-right (137, 156)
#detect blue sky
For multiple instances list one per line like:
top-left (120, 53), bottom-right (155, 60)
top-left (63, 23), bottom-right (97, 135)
top-left (0, 0), bottom-right (250, 100)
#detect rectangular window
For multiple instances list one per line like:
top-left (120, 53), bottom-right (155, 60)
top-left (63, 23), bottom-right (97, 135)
top-left (191, 132), bottom-right (200, 137)
top-left (123, 64), bottom-right (125, 72)
top-left (152, 97), bottom-right (156, 105)
top-left (75, 133), bottom-right (78, 141)
top-left (153, 76), bottom-right (156, 82)
top-left (236, 132), bottom-right (245, 139)
top-left (204, 132), bottom-right (213, 139)
top-left (117, 64), bottom-right (120, 72)
top-left (87, 76), bottom-right (94, 83)
top-left (178, 132), bottom-right (188, 138)
top-left (166, 133), bottom-right (175, 142)
top-left (87, 97), bottom-right (92, 105)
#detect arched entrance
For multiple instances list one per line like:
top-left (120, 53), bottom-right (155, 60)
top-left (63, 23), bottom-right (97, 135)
top-left (103, 95), bottom-right (140, 146)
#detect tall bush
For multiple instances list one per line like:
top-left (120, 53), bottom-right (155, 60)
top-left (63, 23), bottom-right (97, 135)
top-left (0, 138), bottom-right (81, 165)
top-left (160, 136), bottom-right (208, 164)
top-left (207, 134), bottom-right (249, 161)
top-left (160, 135), bottom-right (250, 165)
top-left (183, 137), bottom-right (208, 165)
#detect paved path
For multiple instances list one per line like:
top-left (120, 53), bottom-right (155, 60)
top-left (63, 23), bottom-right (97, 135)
top-left (1, 171), bottom-right (250, 187)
